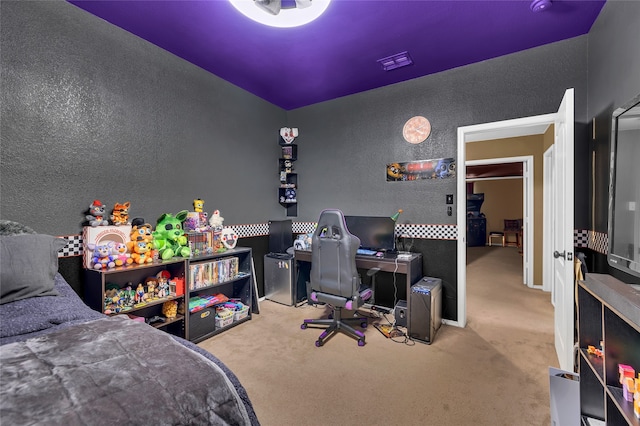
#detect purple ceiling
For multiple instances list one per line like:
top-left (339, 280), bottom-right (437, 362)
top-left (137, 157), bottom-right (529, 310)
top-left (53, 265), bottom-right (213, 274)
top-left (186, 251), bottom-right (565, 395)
top-left (68, 0), bottom-right (606, 110)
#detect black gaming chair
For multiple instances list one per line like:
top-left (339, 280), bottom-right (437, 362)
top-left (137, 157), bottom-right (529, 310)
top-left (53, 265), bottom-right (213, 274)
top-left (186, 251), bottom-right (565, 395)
top-left (301, 209), bottom-right (372, 347)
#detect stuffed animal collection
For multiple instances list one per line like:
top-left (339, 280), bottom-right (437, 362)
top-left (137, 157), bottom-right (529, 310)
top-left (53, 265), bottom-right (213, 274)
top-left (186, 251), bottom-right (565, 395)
top-left (84, 199), bottom-right (235, 263)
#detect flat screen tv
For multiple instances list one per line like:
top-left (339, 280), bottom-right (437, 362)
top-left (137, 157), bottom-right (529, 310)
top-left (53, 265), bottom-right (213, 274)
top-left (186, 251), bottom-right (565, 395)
top-left (344, 215), bottom-right (396, 252)
top-left (607, 93), bottom-right (640, 280)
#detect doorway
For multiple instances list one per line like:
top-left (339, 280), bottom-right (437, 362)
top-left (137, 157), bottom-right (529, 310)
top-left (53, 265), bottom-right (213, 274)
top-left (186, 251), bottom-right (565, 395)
top-left (466, 155), bottom-right (534, 287)
top-left (453, 88), bottom-right (575, 372)
top-left (453, 113), bottom-right (555, 329)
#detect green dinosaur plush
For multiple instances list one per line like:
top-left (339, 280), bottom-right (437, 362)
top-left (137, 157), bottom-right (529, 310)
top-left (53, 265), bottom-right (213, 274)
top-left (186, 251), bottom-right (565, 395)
top-left (153, 210), bottom-right (192, 260)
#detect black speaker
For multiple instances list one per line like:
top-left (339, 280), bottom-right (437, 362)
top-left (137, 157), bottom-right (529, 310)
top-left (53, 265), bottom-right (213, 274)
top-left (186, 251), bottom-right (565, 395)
top-left (394, 300), bottom-right (407, 327)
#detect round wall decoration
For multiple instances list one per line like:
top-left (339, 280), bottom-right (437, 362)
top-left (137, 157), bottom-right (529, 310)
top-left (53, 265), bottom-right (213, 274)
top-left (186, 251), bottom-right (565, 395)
top-left (402, 116), bottom-right (431, 144)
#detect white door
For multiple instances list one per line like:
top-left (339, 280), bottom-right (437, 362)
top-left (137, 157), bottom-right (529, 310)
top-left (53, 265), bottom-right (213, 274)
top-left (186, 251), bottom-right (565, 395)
top-left (553, 88), bottom-right (575, 372)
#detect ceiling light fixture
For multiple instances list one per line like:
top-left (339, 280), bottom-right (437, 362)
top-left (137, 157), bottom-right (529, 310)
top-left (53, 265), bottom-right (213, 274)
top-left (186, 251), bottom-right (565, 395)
top-left (530, 0), bottom-right (552, 12)
top-left (229, 0), bottom-right (332, 28)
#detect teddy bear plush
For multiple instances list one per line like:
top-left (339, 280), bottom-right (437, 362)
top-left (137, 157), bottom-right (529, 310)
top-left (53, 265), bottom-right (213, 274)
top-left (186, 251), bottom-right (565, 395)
top-left (153, 211), bottom-right (191, 260)
top-left (130, 241), bottom-right (153, 265)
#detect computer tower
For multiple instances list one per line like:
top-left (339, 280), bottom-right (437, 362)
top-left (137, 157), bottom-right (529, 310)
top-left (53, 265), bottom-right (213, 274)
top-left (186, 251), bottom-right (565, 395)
top-left (409, 277), bottom-right (442, 344)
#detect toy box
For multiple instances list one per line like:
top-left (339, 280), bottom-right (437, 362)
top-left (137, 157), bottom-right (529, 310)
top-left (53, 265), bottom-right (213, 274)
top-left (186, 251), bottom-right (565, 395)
top-left (190, 307), bottom-right (216, 341)
top-left (82, 225), bottom-right (132, 269)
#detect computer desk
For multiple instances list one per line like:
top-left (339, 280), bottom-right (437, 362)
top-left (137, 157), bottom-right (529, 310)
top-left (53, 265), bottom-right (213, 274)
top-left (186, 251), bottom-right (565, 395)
top-left (293, 250), bottom-right (423, 328)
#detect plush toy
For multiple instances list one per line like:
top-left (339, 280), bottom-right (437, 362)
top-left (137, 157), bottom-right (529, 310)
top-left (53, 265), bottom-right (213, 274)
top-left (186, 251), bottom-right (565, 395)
top-left (208, 209), bottom-right (224, 230)
top-left (88, 242), bottom-right (116, 269)
top-left (162, 300), bottom-right (178, 318)
top-left (86, 200), bottom-right (109, 227)
top-left (130, 241), bottom-right (153, 265)
top-left (110, 201), bottom-right (131, 225)
top-left (111, 242), bottom-right (133, 267)
top-left (153, 211), bottom-right (191, 260)
top-left (129, 221), bottom-right (153, 243)
top-left (193, 198), bottom-right (205, 213)
top-left (127, 220), bottom-right (157, 260)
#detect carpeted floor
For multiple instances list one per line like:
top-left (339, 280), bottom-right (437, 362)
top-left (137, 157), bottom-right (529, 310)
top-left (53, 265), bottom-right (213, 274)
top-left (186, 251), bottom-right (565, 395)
top-left (198, 246), bottom-right (558, 426)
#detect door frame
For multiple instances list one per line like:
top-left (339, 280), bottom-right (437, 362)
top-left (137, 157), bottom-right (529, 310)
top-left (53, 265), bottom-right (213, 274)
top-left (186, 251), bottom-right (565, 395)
top-left (466, 155), bottom-right (534, 287)
top-left (453, 113), bottom-right (555, 328)
top-left (543, 145), bottom-right (555, 296)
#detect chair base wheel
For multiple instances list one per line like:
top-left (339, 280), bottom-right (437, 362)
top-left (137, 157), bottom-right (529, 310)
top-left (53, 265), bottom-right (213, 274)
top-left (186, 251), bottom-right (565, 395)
top-left (315, 340), bottom-right (322, 347)
top-left (358, 339), bottom-right (365, 347)
top-left (301, 323), bottom-right (307, 329)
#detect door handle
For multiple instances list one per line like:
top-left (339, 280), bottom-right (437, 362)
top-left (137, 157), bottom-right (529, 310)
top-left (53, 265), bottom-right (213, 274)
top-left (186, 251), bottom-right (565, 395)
top-left (554, 250), bottom-right (573, 260)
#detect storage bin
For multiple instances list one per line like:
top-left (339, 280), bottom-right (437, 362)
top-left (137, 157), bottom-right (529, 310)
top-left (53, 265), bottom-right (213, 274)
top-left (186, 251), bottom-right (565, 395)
top-left (190, 307), bottom-right (216, 340)
top-left (215, 309), bottom-right (234, 329)
top-left (233, 305), bottom-right (249, 322)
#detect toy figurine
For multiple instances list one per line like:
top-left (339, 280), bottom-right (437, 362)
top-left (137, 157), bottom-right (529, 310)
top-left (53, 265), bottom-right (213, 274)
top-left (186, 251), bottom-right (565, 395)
top-left (157, 276), bottom-right (170, 298)
top-left (110, 201), bottom-right (131, 225)
top-left (145, 277), bottom-right (157, 300)
top-left (153, 211), bottom-right (192, 260)
top-left (122, 284), bottom-right (134, 308)
top-left (86, 200), bottom-right (109, 227)
top-left (193, 198), bottom-right (205, 213)
top-left (134, 283), bottom-right (146, 305)
top-left (208, 209), bottom-right (224, 231)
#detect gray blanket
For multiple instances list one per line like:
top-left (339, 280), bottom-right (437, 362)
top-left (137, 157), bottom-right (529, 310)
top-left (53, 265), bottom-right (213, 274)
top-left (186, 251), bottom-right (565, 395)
top-left (1, 316), bottom-right (252, 425)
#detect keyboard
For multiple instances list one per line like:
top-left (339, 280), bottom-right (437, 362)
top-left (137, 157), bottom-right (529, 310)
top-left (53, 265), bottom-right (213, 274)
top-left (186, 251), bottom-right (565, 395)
top-left (357, 248), bottom-right (378, 256)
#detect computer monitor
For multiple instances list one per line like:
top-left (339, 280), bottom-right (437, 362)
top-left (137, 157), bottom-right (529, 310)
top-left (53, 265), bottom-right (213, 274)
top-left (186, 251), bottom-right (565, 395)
top-left (344, 216), bottom-right (396, 252)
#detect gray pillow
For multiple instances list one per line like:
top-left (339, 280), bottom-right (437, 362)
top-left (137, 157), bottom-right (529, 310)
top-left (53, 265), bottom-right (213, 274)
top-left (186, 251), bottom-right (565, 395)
top-left (0, 234), bottom-right (67, 304)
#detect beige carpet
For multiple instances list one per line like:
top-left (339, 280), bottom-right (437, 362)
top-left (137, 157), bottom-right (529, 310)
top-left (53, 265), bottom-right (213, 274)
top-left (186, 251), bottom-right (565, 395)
top-left (199, 246), bottom-right (558, 426)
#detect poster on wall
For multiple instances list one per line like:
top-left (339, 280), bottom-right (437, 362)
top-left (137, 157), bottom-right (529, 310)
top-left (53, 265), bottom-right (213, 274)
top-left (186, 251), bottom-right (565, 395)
top-left (386, 157), bottom-right (456, 181)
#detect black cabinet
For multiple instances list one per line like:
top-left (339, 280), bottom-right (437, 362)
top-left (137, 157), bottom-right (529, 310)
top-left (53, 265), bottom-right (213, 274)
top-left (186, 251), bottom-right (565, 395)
top-left (467, 217), bottom-right (486, 247)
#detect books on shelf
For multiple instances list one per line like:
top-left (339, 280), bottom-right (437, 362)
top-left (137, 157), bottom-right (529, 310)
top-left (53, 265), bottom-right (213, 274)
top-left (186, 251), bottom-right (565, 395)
top-left (189, 256), bottom-right (239, 290)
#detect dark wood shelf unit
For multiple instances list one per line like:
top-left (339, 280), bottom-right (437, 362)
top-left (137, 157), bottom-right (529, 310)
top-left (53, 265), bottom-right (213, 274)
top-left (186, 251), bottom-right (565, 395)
top-left (84, 258), bottom-right (188, 338)
top-left (577, 274), bottom-right (640, 425)
top-left (187, 247), bottom-right (255, 343)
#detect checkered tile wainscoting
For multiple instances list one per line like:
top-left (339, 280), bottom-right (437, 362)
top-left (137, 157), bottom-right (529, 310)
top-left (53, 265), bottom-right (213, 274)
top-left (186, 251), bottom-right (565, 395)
top-left (57, 235), bottom-right (83, 258)
top-left (56, 226), bottom-right (607, 257)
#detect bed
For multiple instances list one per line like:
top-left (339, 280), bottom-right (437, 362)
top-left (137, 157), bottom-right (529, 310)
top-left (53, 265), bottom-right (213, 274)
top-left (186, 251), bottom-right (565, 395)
top-left (0, 221), bottom-right (260, 425)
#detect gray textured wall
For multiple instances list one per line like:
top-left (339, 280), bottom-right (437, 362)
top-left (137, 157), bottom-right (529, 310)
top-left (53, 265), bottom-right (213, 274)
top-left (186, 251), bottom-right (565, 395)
top-left (585, 0), bottom-right (640, 282)
top-left (288, 37), bottom-right (589, 226)
top-left (6, 0), bottom-right (635, 313)
top-left (1, 0), bottom-right (286, 236)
